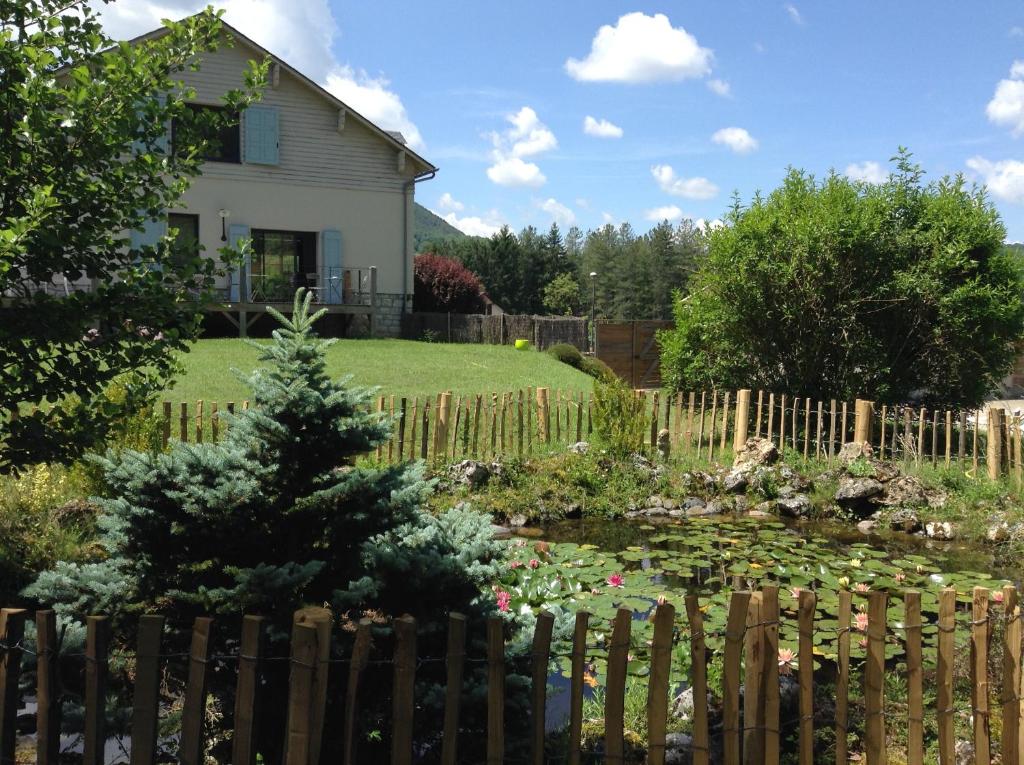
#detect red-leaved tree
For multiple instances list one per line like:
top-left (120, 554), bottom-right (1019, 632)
top-left (414, 253), bottom-right (486, 313)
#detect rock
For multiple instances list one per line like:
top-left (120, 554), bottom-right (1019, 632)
top-left (687, 501), bottom-right (719, 518)
top-left (871, 460), bottom-right (901, 483)
top-left (642, 506), bottom-right (669, 517)
top-left (888, 507), bottom-right (921, 533)
top-left (668, 508), bottom-right (687, 518)
top-left (703, 499), bottom-right (728, 515)
top-left (881, 475), bottom-right (928, 507)
top-left (491, 524), bottom-right (512, 540)
top-left (664, 732), bottom-right (694, 765)
top-left (835, 477), bottom-right (885, 513)
top-left (752, 500), bottom-right (778, 516)
top-left (657, 428), bottom-right (672, 460)
top-left (682, 497), bottom-right (706, 510)
top-left (857, 519), bottom-right (879, 534)
top-left (837, 441), bottom-right (874, 464)
top-left (988, 521), bottom-right (1012, 542)
top-left (722, 469), bottom-right (749, 493)
top-left (733, 495), bottom-right (749, 512)
top-left (955, 740), bottom-right (974, 765)
top-left (508, 513), bottom-right (527, 528)
top-left (647, 495), bottom-right (664, 508)
top-left (564, 503), bottom-right (583, 520)
top-left (925, 521), bottom-right (957, 540)
top-left (568, 441), bottom-right (590, 455)
top-left (777, 494), bottom-right (813, 518)
top-left (513, 526), bottom-right (544, 538)
top-left (661, 497), bottom-right (678, 510)
top-left (733, 437), bottom-right (779, 470)
top-left (447, 459), bottom-right (491, 488)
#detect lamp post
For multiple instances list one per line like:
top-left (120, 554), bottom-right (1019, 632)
top-left (589, 271), bottom-right (597, 354)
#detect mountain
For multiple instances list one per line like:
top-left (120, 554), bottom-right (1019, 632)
top-left (414, 203), bottom-right (467, 251)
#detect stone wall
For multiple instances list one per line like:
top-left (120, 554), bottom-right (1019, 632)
top-left (342, 292), bottom-right (408, 338)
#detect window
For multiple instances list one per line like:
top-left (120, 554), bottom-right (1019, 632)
top-left (250, 230), bottom-right (317, 301)
top-left (168, 213), bottom-right (199, 266)
top-left (172, 104), bottom-right (240, 163)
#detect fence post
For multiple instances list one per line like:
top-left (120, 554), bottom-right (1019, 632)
top-left (36, 610), bottom-right (60, 765)
top-left (723, 591), bottom-right (751, 765)
top-left (294, 607), bottom-right (331, 765)
top-left (1002, 585), bottom-right (1021, 765)
top-left (392, 616), bottom-right (417, 765)
top-left (864, 592), bottom-right (888, 765)
top-left (567, 611), bottom-right (590, 765)
top-left (179, 617), bottom-right (214, 765)
top-left (604, 608), bottom-right (632, 764)
top-left (487, 617), bottom-right (505, 765)
top-left (733, 389), bottom-right (751, 452)
top-left (530, 612), bottom-right (555, 765)
top-left (648, 603), bottom-right (676, 765)
top-left (84, 615), bottom-right (110, 765)
top-left (233, 616), bottom-right (266, 765)
top-left (441, 614), bottom-right (466, 765)
top-left (972, 588), bottom-right (991, 764)
top-left (853, 399), bottom-right (873, 445)
top-left (130, 615), bottom-right (164, 765)
top-left (989, 406), bottom-right (1005, 480)
top-left (0, 608), bottom-right (26, 765)
top-left (284, 622), bottom-right (318, 765)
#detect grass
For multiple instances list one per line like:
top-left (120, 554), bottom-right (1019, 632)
top-left (163, 338), bottom-right (594, 405)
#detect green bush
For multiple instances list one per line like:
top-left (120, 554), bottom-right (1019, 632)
top-left (581, 355), bottom-right (616, 382)
top-left (546, 343), bottom-right (584, 370)
top-left (591, 378), bottom-right (646, 457)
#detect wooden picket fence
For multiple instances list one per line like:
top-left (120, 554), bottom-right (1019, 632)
top-left (159, 387), bottom-right (1023, 482)
top-left (1, 584), bottom-right (1021, 765)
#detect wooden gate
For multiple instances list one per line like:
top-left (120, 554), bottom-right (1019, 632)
top-left (596, 320), bottom-right (672, 389)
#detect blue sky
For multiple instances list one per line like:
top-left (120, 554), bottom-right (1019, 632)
top-left (103, 2), bottom-right (1024, 239)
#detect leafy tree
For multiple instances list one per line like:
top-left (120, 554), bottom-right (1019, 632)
top-left (660, 150), bottom-right (1024, 407)
top-left (543, 272), bottom-right (582, 315)
top-left (413, 252), bottom-right (486, 312)
top-left (27, 291), bottom-right (506, 758)
top-left (0, 2), bottom-right (266, 471)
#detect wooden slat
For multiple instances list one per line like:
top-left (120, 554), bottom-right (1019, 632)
top-left (708, 392), bottom-right (719, 462)
top-left (778, 394), bottom-right (787, 453)
top-left (917, 407), bottom-right (926, 466)
top-left (130, 615), bottom-right (164, 765)
top-left (0, 609), bottom-right (25, 765)
top-left (35, 610), bottom-right (60, 765)
top-left (196, 399), bottom-right (204, 443)
top-left (762, 586), bottom-right (780, 765)
top-left (487, 617), bottom-right (505, 765)
top-left (972, 587), bottom-right (991, 764)
top-left (648, 603), bottom-right (675, 765)
top-left (905, 591), bottom-right (923, 765)
top-left (931, 408), bottom-right (939, 465)
top-left (945, 409), bottom-right (953, 466)
top-left (420, 400), bottom-right (430, 459)
top-left (343, 619), bottom-right (372, 765)
top-left (685, 596), bottom-right (710, 765)
top-left (211, 401), bottom-right (219, 442)
top-left (530, 611), bottom-right (555, 765)
top-left (798, 590), bottom-right (815, 765)
top-left (802, 396), bottom-right (811, 458)
top-left (84, 615), bottom-right (110, 765)
top-left (791, 396), bottom-right (799, 452)
top-left (179, 617), bottom-right (214, 765)
top-left (835, 589), bottom-right (852, 765)
top-left (766, 392), bottom-right (776, 442)
top-left (937, 587), bottom-right (956, 764)
top-left (829, 398), bottom-right (837, 459)
top-left (233, 615), bottom-right (266, 765)
top-left (162, 401), bottom-right (172, 448)
top-left (743, 593), bottom-right (765, 765)
top-left (284, 622), bottom-right (317, 765)
top-left (754, 390), bottom-right (764, 439)
top-left (865, 592), bottom-right (887, 765)
top-left (840, 400), bottom-right (848, 445)
top-left (293, 607), bottom-right (330, 765)
top-left (816, 400), bottom-right (824, 458)
top-left (723, 591), bottom-right (752, 765)
top-left (441, 614), bottom-right (466, 765)
top-left (696, 391), bottom-right (707, 459)
top-left (719, 390), bottom-right (730, 453)
top-left (391, 615), bottom-right (417, 765)
top-left (518, 390), bottom-right (525, 456)
top-left (409, 397), bottom-right (419, 461)
top-left (604, 608), bottom-right (632, 763)
top-left (686, 391), bottom-right (696, 449)
top-left (567, 610), bottom-right (590, 765)
top-left (397, 397), bottom-right (407, 461)
top-left (180, 401), bottom-right (188, 442)
top-left (389, 395), bottom-right (396, 461)
top-left (879, 404), bottom-right (887, 460)
top-left (1003, 585), bottom-right (1022, 765)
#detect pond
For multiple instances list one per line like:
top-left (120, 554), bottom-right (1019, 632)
top-left (494, 515), bottom-right (1015, 732)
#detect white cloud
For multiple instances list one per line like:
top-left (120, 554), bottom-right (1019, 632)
top-left (966, 156), bottom-right (1024, 204)
top-left (601, 212), bottom-right (616, 225)
top-left (695, 218), bottom-right (725, 232)
top-left (711, 127), bottom-right (758, 154)
top-left (784, 3), bottom-right (805, 25)
top-left (583, 115), bottom-right (624, 138)
top-left (986, 61), bottom-right (1024, 136)
top-left (537, 198), bottom-right (576, 227)
top-left (432, 207), bottom-right (504, 238)
top-left (565, 12), bottom-right (713, 83)
top-left (706, 79), bottom-right (732, 97)
top-left (437, 192), bottom-right (464, 212)
top-left (651, 164), bottom-right (719, 199)
top-left (98, 0), bottom-right (426, 151)
top-left (645, 205), bottom-right (684, 222)
top-left (486, 157), bottom-right (547, 188)
top-left (844, 161), bottom-right (888, 184)
top-left (486, 107), bottom-right (556, 187)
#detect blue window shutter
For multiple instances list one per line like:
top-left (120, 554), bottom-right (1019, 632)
top-left (228, 223), bottom-right (251, 301)
top-left (244, 106), bottom-right (279, 165)
top-left (321, 229), bottom-right (342, 304)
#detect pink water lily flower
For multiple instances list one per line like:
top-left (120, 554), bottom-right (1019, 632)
top-left (777, 648), bottom-right (796, 675)
top-left (854, 612), bottom-right (870, 632)
top-left (993, 590), bottom-right (1005, 604)
top-left (495, 589), bottom-right (512, 613)
top-left (529, 558), bottom-right (540, 569)
top-left (509, 560), bottom-right (523, 570)
top-left (789, 587), bottom-right (801, 600)
top-left (855, 583), bottom-right (870, 593)
top-left (607, 573), bottom-right (625, 588)
top-left (894, 572), bottom-right (907, 583)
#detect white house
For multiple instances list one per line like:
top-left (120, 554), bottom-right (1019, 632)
top-left (130, 20), bottom-right (437, 337)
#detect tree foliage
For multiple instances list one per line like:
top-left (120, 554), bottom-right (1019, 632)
top-left (427, 219), bottom-right (703, 318)
top-left (0, 1), bottom-right (266, 470)
top-left (413, 252), bottom-right (486, 313)
top-left (660, 150), bottom-right (1024, 407)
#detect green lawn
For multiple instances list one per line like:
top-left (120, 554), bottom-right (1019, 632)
top-left (163, 338), bottom-right (594, 406)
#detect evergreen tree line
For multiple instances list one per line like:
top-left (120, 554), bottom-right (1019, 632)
top-left (426, 219), bottom-right (707, 319)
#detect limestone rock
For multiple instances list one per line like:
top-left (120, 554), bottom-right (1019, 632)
top-left (837, 441), bottom-right (874, 464)
top-left (857, 519), bottom-right (879, 534)
top-left (568, 441), bottom-right (590, 455)
top-left (835, 477), bottom-right (885, 513)
top-left (925, 521), bottom-right (957, 540)
top-left (733, 437), bottom-right (779, 470)
top-left (777, 494), bottom-right (813, 518)
top-left (722, 468), bottom-right (749, 493)
top-left (888, 507), bottom-right (921, 533)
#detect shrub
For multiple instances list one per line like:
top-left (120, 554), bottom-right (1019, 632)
top-left (591, 378), bottom-right (646, 457)
top-left (581, 355), bottom-right (616, 382)
top-left (546, 343), bottom-right (584, 370)
top-left (414, 253), bottom-right (486, 313)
